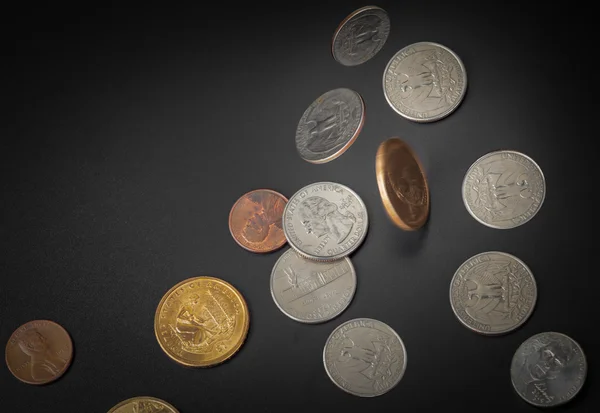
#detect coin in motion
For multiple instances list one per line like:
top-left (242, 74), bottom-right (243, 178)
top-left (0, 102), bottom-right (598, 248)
top-left (270, 248), bottom-right (356, 323)
top-left (107, 396), bottom-right (179, 413)
top-left (376, 138), bottom-right (429, 230)
top-left (229, 189), bottom-right (287, 253)
top-left (283, 182), bottom-right (368, 261)
top-left (5, 320), bottom-right (73, 385)
top-left (332, 6), bottom-right (390, 66)
top-left (154, 276), bottom-right (250, 367)
top-left (511, 332), bottom-right (587, 407)
top-left (323, 318), bottom-right (406, 397)
top-left (295, 88), bottom-right (365, 164)
top-left (383, 41), bottom-right (467, 122)
top-left (462, 150), bottom-right (545, 229)
top-left (449, 251), bottom-right (536, 335)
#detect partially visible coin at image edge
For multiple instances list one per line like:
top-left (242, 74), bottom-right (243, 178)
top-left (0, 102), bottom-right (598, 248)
top-left (107, 396), bottom-right (180, 413)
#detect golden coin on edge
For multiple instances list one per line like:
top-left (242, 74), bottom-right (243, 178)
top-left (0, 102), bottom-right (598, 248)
top-left (376, 138), bottom-right (430, 230)
top-left (107, 396), bottom-right (179, 413)
top-left (154, 276), bottom-right (250, 367)
top-left (5, 319), bottom-right (73, 385)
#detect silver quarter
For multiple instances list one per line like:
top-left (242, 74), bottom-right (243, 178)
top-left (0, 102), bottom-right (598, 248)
top-left (383, 41), bottom-right (467, 122)
top-left (511, 332), bottom-right (587, 407)
top-left (282, 182), bottom-right (368, 261)
top-left (295, 88), bottom-right (365, 164)
top-left (270, 248), bottom-right (356, 323)
top-left (462, 150), bottom-right (546, 229)
top-left (449, 251), bottom-right (537, 335)
top-left (332, 6), bottom-right (390, 66)
top-left (323, 318), bottom-right (407, 397)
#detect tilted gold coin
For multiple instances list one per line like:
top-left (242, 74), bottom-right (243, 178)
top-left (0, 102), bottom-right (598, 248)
top-left (154, 276), bottom-right (250, 367)
top-left (107, 396), bottom-right (179, 413)
top-left (376, 138), bottom-right (430, 230)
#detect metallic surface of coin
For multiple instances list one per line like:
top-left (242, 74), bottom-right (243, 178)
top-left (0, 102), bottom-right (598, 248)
top-left (107, 396), bottom-right (179, 413)
top-left (449, 251), bottom-right (537, 335)
top-left (383, 41), bottom-right (467, 122)
top-left (511, 332), bottom-right (587, 407)
top-left (332, 6), bottom-right (390, 66)
top-left (282, 182), bottom-right (368, 261)
top-left (5, 320), bottom-right (73, 385)
top-left (295, 88), bottom-right (365, 164)
top-left (375, 137), bottom-right (429, 230)
top-left (323, 318), bottom-right (406, 397)
top-left (270, 248), bottom-right (356, 323)
top-left (229, 189), bottom-right (288, 253)
top-left (154, 276), bottom-right (250, 367)
top-left (462, 150), bottom-right (546, 229)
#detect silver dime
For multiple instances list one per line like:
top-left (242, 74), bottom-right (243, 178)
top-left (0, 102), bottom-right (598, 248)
top-left (331, 6), bottom-right (390, 66)
top-left (383, 41), bottom-right (467, 122)
top-left (270, 248), bottom-right (356, 323)
top-left (295, 88), bottom-right (365, 164)
top-left (462, 150), bottom-right (546, 229)
top-left (511, 332), bottom-right (587, 407)
top-left (449, 251), bottom-right (537, 335)
top-left (282, 182), bottom-right (368, 261)
top-left (323, 318), bottom-right (407, 397)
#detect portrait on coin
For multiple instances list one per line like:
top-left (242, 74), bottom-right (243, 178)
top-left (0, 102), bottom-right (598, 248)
top-left (299, 196), bottom-right (356, 243)
top-left (17, 328), bottom-right (67, 382)
top-left (240, 192), bottom-right (286, 245)
top-left (519, 337), bottom-right (573, 386)
top-left (388, 165), bottom-right (426, 217)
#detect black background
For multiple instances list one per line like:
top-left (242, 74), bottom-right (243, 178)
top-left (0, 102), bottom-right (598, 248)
top-left (2, 1), bottom-right (596, 412)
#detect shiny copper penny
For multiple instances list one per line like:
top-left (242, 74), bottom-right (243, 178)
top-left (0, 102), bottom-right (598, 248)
top-left (229, 189), bottom-right (287, 253)
top-left (376, 138), bottom-right (430, 230)
top-left (5, 320), bottom-right (73, 385)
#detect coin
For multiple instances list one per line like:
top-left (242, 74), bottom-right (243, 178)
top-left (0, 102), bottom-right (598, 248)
top-left (511, 332), bottom-right (587, 407)
top-left (154, 276), bottom-right (250, 367)
top-left (282, 182), bottom-right (368, 261)
top-left (462, 150), bottom-right (546, 229)
top-left (107, 396), bottom-right (179, 413)
top-left (449, 251), bottom-right (537, 335)
top-left (270, 248), bottom-right (356, 323)
top-left (375, 138), bottom-right (429, 230)
top-left (323, 318), bottom-right (407, 397)
top-left (229, 189), bottom-right (288, 253)
top-left (295, 88), bottom-right (365, 164)
top-left (5, 320), bottom-right (73, 385)
top-left (383, 41), bottom-right (467, 122)
top-left (331, 6), bottom-right (390, 66)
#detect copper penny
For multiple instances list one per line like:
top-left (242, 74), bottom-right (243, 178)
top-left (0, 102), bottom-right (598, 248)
top-left (228, 189), bottom-right (288, 253)
top-left (376, 138), bottom-right (430, 230)
top-left (5, 320), bottom-right (73, 385)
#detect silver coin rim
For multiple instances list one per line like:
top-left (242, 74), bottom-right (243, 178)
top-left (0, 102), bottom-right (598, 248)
top-left (461, 149), bottom-right (546, 229)
top-left (269, 248), bottom-right (357, 324)
top-left (510, 331), bottom-right (588, 407)
top-left (282, 181), bottom-right (369, 261)
top-left (322, 317), bottom-right (407, 397)
top-left (382, 41), bottom-right (468, 123)
top-left (449, 251), bottom-right (537, 335)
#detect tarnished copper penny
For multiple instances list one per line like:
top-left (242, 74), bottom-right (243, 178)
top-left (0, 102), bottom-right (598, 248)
top-left (107, 396), bottom-right (179, 413)
top-left (5, 320), bottom-right (73, 385)
top-left (376, 138), bottom-right (430, 230)
top-left (229, 189), bottom-right (287, 253)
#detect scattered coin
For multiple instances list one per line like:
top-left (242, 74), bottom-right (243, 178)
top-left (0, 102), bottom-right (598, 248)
top-left (5, 320), bottom-right (73, 385)
top-left (511, 332), bottom-right (587, 407)
top-left (229, 189), bottom-right (288, 253)
top-left (383, 41), bottom-right (467, 122)
top-left (323, 318), bottom-right (406, 397)
top-left (270, 248), bottom-right (356, 323)
top-left (462, 150), bottom-right (546, 229)
top-left (282, 182), bottom-right (368, 261)
top-left (331, 6), bottom-right (390, 66)
top-left (449, 251), bottom-right (537, 335)
top-left (295, 88), bottom-right (365, 164)
top-left (154, 276), bottom-right (250, 367)
top-left (375, 137), bottom-right (430, 230)
top-left (107, 396), bottom-right (179, 413)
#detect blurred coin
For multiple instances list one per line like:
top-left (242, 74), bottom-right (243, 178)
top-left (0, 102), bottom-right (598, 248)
top-left (107, 396), bottom-right (179, 413)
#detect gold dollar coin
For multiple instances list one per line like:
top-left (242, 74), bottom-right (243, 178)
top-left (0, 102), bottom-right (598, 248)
top-left (154, 276), bottom-right (250, 367)
top-left (107, 396), bottom-right (179, 413)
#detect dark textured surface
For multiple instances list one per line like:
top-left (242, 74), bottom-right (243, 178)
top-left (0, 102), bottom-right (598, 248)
top-left (1, 2), bottom-right (596, 412)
